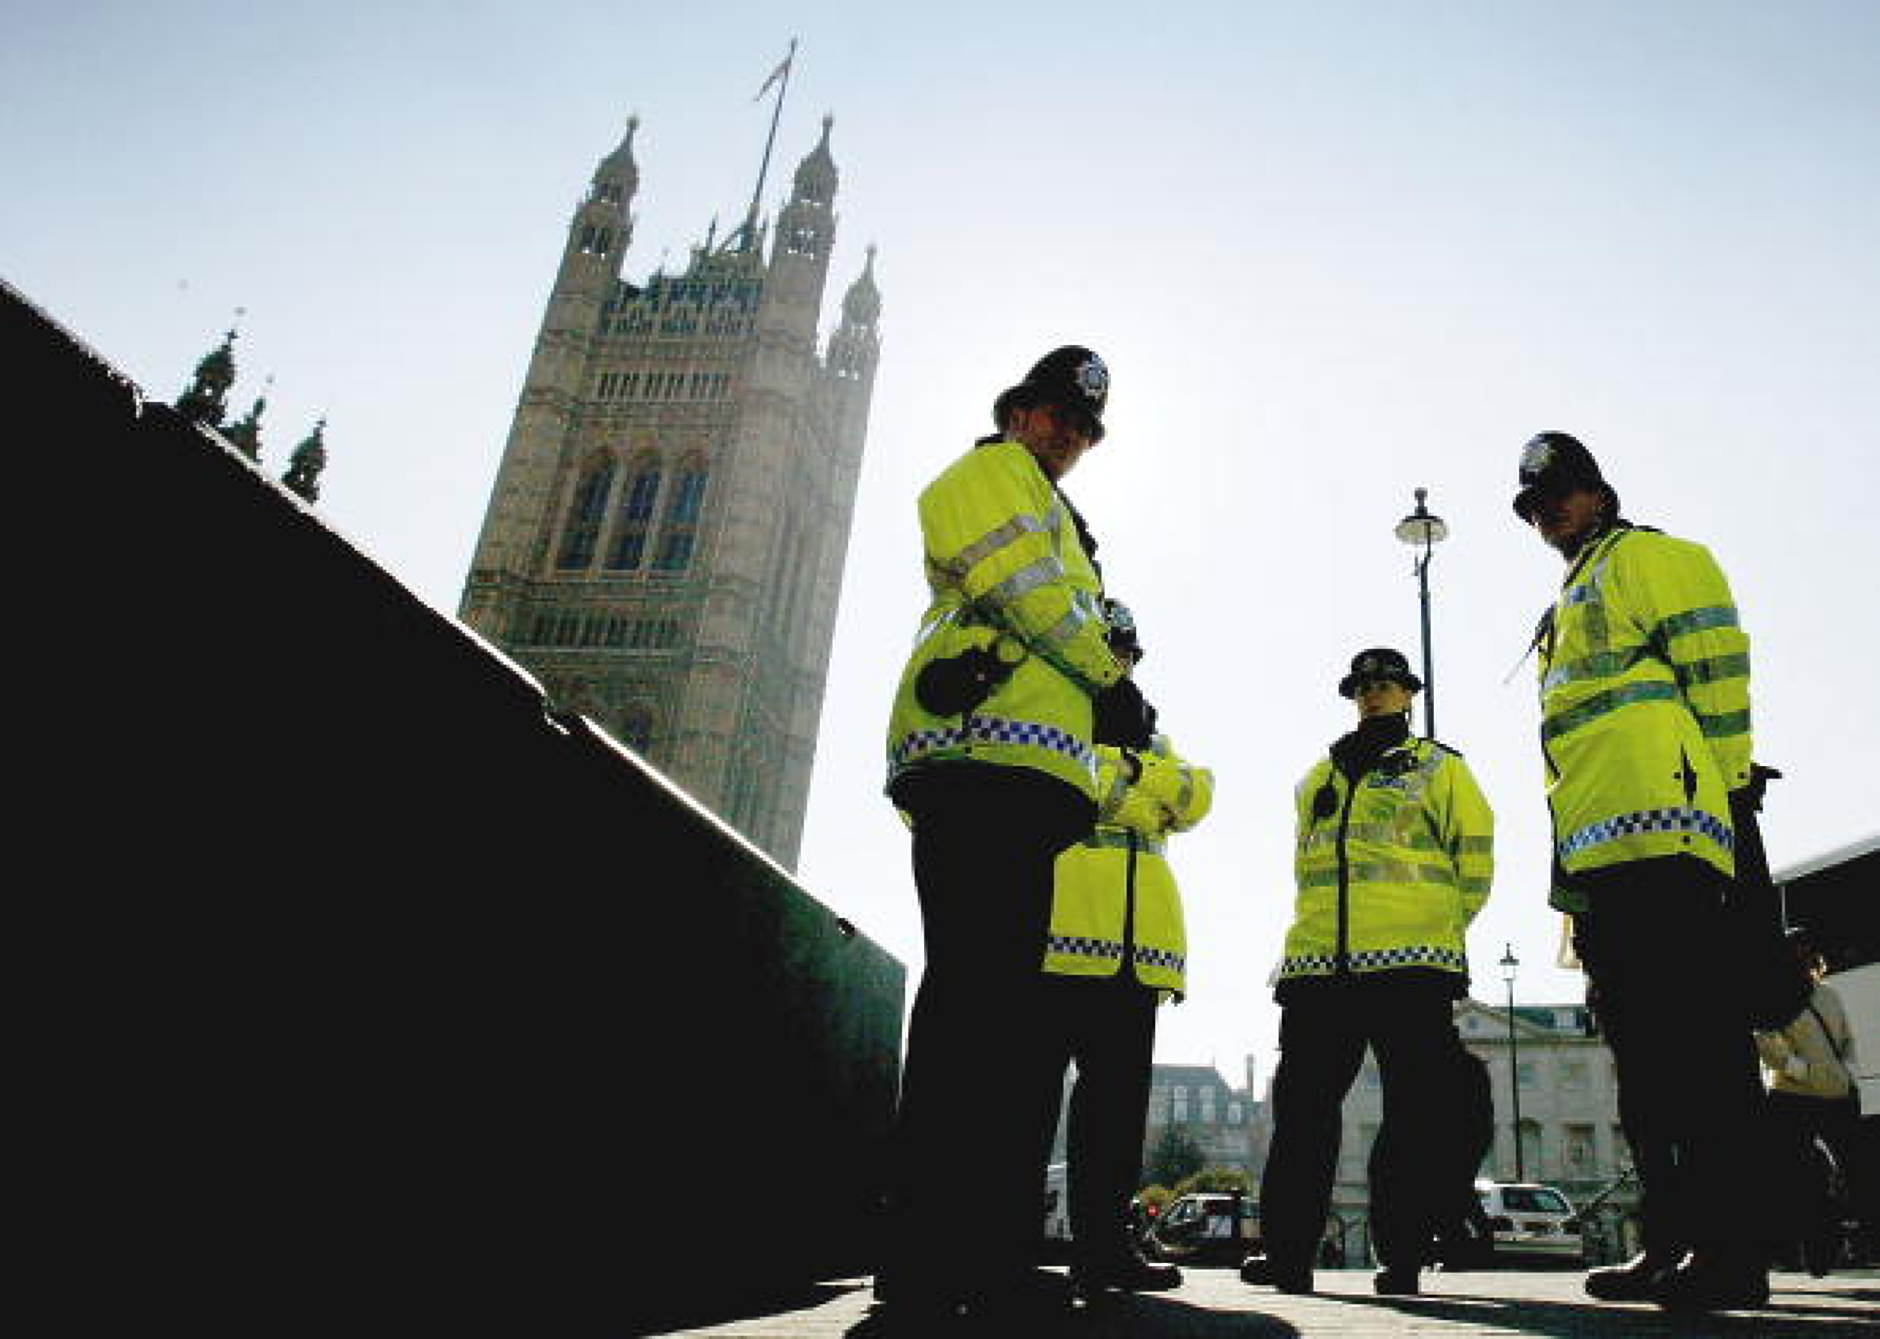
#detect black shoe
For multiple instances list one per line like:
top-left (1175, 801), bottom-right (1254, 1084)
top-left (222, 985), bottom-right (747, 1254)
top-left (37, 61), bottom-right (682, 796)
top-left (1240, 1253), bottom-right (1313, 1294)
top-left (1071, 1252), bottom-right (1182, 1295)
top-left (1655, 1256), bottom-right (1769, 1313)
top-left (1584, 1251), bottom-right (1682, 1303)
top-left (1374, 1267), bottom-right (1420, 1296)
top-left (1801, 1226), bottom-right (1841, 1277)
top-left (964, 1268), bottom-right (1073, 1324)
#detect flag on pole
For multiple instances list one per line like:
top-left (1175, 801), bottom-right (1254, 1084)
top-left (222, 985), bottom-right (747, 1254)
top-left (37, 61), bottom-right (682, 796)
top-left (753, 41), bottom-right (795, 101)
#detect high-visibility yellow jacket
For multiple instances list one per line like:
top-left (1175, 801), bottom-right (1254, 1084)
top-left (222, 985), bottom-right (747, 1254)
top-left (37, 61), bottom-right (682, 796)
top-left (1535, 525), bottom-right (1752, 903)
top-left (1046, 735), bottom-right (1214, 1000)
top-left (1278, 737), bottom-right (1494, 983)
top-left (886, 439), bottom-right (1125, 803)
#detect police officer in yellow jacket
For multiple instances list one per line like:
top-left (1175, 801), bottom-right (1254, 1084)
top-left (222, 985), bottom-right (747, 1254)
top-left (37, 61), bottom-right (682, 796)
top-left (1516, 432), bottom-right (1770, 1312)
top-left (878, 347), bottom-right (1155, 1323)
top-left (1037, 599), bottom-right (1213, 1297)
top-left (1241, 648), bottom-right (1493, 1299)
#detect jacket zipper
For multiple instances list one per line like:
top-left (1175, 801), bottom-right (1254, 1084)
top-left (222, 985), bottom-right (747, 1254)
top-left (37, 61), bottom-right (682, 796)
top-left (1538, 531), bottom-right (1621, 783)
top-left (1334, 770), bottom-right (1359, 973)
top-left (1121, 831), bottom-right (1140, 983)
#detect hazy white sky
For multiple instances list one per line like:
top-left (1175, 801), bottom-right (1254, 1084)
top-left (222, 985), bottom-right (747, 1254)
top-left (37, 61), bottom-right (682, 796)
top-left (9, 1), bottom-right (1877, 1091)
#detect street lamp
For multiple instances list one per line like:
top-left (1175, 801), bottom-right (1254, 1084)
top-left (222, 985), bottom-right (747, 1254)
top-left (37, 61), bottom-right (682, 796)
top-left (1500, 942), bottom-right (1524, 1182)
top-left (1394, 487), bottom-right (1449, 738)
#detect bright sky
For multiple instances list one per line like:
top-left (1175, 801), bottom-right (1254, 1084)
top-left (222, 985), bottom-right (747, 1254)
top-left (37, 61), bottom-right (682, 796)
top-left (9, 1), bottom-right (1877, 1093)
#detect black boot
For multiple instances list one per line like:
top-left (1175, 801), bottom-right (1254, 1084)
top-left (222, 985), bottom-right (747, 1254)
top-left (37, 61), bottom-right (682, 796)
top-left (1584, 1250), bottom-right (1683, 1302)
top-left (1374, 1266), bottom-right (1421, 1296)
top-left (1240, 1252), bottom-right (1313, 1294)
top-left (1070, 1247), bottom-right (1182, 1295)
top-left (1656, 1255), bottom-right (1769, 1312)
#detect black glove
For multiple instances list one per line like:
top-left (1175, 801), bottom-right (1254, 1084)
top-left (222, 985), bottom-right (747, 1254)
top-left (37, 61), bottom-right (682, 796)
top-left (1092, 676), bottom-right (1156, 749)
top-left (1732, 762), bottom-right (1783, 815)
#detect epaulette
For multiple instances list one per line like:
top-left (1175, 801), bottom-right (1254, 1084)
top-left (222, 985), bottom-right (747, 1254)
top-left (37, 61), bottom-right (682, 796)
top-left (1420, 737), bottom-right (1463, 758)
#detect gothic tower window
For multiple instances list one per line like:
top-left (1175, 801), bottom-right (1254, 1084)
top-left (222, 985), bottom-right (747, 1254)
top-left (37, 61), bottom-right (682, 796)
top-left (654, 460), bottom-right (707, 572)
top-left (556, 459), bottom-right (616, 569)
top-left (605, 456), bottom-right (662, 571)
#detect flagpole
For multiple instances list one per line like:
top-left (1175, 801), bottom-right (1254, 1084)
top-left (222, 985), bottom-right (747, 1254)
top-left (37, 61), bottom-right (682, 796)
top-left (746, 37), bottom-right (796, 242)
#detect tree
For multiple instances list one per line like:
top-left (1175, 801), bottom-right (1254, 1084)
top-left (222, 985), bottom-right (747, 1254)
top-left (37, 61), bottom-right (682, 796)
top-left (1144, 1124), bottom-right (1205, 1189)
top-left (1175, 1167), bottom-right (1252, 1197)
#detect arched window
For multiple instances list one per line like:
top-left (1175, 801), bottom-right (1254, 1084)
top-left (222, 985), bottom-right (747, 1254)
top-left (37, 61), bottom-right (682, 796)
top-left (605, 457), bottom-right (662, 571)
top-left (556, 460), bottom-right (615, 570)
top-left (654, 460), bottom-right (708, 571)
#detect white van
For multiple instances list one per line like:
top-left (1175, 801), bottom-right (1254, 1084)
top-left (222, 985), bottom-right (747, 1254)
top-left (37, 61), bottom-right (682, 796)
top-left (1474, 1180), bottom-right (1586, 1262)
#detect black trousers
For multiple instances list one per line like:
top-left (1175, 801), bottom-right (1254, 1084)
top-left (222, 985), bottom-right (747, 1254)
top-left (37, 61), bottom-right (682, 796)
top-left (1036, 974), bottom-right (1160, 1265)
top-left (1765, 1089), bottom-right (1863, 1248)
top-left (1260, 971), bottom-right (1466, 1270)
top-left (1573, 857), bottom-right (1768, 1264)
top-left (883, 763), bottom-right (1092, 1291)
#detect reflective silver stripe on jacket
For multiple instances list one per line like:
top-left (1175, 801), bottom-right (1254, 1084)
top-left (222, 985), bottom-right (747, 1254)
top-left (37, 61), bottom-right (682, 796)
top-left (1676, 652), bottom-right (1751, 687)
top-left (1303, 822), bottom-right (1439, 853)
top-left (935, 510), bottom-right (1057, 581)
top-left (1096, 764), bottom-right (1132, 821)
top-left (1300, 860), bottom-right (1457, 889)
top-left (1080, 829), bottom-right (1166, 858)
top-left (1174, 764), bottom-right (1196, 814)
top-left (1542, 646), bottom-right (1651, 692)
top-left (1540, 681), bottom-right (1679, 743)
top-left (1655, 605), bottom-right (1739, 640)
top-left (1034, 587), bottom-right (1103, 653)
top-left (1696, 707), bottom-right (1752, 739)
top-left (983, 554), bottom-right (1066, 612)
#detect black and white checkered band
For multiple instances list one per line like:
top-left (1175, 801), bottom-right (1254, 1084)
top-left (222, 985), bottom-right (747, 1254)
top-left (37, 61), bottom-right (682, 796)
top-left (1557, 806), bottom-right (1734, 861)
top-left (1047, 934), bottom-right (1124, 961)
top-left (1278, 945), bottom-right (1467, 977)
top-left (1046, 935), bottom-right (1185, 977)
top-left (1131, 945), bottom-right (1186, 974)
top-left (892, 713), bottom-right (1097, 774)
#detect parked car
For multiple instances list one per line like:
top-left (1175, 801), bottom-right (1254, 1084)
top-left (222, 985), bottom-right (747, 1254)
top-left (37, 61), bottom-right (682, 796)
top-left (1474, 1179), bottom-right (1586, 1262)
top-left (1143, 1191), bottom-right (1260, 1266)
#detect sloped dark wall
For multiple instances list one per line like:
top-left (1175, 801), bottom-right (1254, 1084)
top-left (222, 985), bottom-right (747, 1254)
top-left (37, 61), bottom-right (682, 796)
top-left (10, 280), bottom-right (903, 1336)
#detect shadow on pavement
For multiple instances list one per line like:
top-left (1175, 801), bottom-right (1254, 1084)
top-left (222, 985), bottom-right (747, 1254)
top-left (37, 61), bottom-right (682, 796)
top-left (843, 1294), bottom-right (1302, 1337)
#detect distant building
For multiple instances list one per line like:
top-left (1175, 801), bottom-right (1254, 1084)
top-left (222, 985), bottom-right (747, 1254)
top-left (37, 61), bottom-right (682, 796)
top-left (1046, 1057), bottom-right (1264, 1186)
top-left (1145, 1060), bottom-right (1262, 1180)
top-left (458, 115), bottom-right (881, 868)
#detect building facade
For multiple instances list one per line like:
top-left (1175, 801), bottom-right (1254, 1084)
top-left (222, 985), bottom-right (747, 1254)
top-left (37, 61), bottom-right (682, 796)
top-left (459, 116), bottom-right (881, 868)
top-left (1144, 1060), bottom-right (1263, 1181)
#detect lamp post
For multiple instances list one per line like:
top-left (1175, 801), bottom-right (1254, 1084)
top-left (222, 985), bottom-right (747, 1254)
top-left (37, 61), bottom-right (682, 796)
top-left (1500, 942), bottom-right (1524, 1182)
top-left (1394, 487), bottom-right (1449, 738)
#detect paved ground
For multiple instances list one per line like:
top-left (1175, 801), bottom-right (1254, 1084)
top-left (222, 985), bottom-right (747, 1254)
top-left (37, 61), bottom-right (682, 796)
top-left (631, 1268), bottom-right (1877, 1337)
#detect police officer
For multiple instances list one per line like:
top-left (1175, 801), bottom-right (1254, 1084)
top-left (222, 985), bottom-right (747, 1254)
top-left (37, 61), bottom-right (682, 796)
top-left (1036, 599), bottom-right (1213, 1298)
top-left (1514, 431), bottom-right (1769, 1311)
top-left (1241, 648), bottom-right (1494, 1298)
top-left (878, 347), bottom-right (1154, 1323)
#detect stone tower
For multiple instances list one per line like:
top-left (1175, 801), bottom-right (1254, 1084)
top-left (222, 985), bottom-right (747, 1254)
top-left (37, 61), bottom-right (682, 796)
top-left (460, 114), bottom-right (881, 869)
